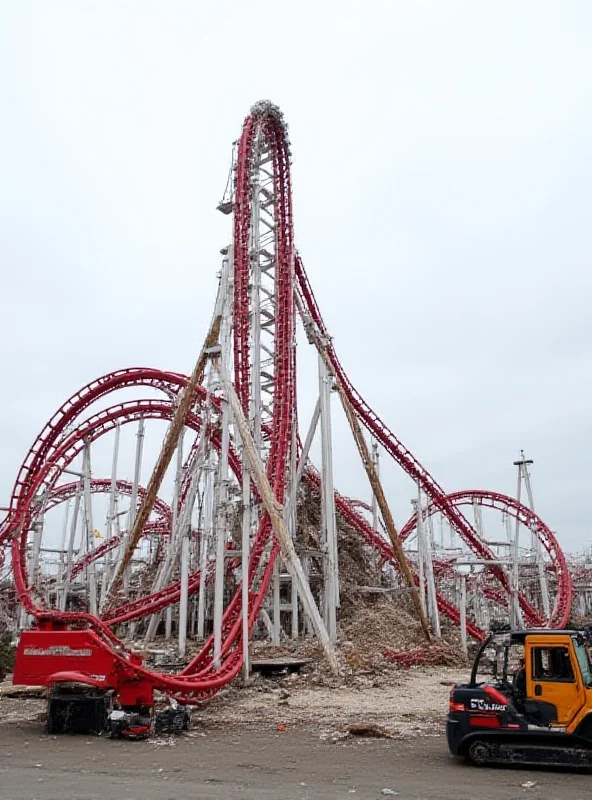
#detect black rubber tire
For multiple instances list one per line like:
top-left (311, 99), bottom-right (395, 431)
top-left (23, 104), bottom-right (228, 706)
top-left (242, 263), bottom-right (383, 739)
top-left (468, 739), bottom-right (491, 766)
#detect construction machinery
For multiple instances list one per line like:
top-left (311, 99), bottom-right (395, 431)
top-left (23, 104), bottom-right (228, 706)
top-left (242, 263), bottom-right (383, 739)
top-left (447, 625), bottom-right (592, 767)
top-left (12, 623), bottom-right (188, 738)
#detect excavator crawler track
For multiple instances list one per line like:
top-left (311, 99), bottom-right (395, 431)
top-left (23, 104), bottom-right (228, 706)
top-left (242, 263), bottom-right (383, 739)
top-left (467, 737), bottom-right (592, 768)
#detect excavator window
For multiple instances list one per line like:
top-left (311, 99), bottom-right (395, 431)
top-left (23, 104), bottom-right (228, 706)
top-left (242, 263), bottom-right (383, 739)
top-left (574, 640), bottom-right (592, 687)
top-left (531, 646), bottom-right (574, 683)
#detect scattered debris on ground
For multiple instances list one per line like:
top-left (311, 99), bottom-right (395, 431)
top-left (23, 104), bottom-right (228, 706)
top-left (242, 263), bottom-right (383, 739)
top-left (341, 722), bottom-right (395, 739)
top-left (0, 682), bottom-right (46, 699)
top-left (384, 641), bottom-right (463, 668)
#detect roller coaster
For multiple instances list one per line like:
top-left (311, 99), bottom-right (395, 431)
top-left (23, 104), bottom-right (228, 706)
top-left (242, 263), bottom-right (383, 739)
top-left (0, 101), bottom-right (572, 735)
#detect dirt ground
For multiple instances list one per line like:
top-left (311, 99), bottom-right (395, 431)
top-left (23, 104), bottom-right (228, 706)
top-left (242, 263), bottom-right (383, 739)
top-left (1, 720), bottom-right (591, 800)
top-left (2, 667), bottom-right (592, 799)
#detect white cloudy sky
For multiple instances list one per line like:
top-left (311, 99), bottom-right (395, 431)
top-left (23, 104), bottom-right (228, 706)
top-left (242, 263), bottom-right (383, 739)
top-left (0, 1), bottom-right (591, 554)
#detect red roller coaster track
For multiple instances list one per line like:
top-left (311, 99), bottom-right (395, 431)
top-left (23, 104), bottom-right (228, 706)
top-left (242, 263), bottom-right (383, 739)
top-left (0, 101), bottom-right (572, 710)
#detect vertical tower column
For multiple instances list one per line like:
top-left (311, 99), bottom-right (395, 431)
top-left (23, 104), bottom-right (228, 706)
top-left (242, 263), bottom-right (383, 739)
top-left (100, 423), bottom-right (120, 611)
top-left (318, 354), bottom-right (338, 641)
top-left (371, 440), bottom-right (380, 532)
top-left (81, 441), bottom-right (98, 617)
top-left (514, 452), bottom-right (550, 619)
top-left (419, 486), bottom-right (441, 638)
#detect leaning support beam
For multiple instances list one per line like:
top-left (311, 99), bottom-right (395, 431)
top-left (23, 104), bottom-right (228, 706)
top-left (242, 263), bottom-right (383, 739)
top-left (217, 357), bottom-right (339, 674)
top-left (335, 384), bottom-right (431, 642)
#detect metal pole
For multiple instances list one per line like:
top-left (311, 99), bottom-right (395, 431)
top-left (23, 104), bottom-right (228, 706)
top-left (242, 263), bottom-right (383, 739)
top-left (165, 430), bottom-right (184, 641)
top-left (60, 482), bottom-right (82, 611)
top-left (58, 499), bottom-right (71, 577)
top-left (459, 573), bottom-right (468, 658)
top-left (288, 412), bottom-right (299, 641)
top-left (178, 527), bottom-right (190, 657)
top-left (472, 498), bottom-right (483, 538)
top-left (290, 578), bottom-right (299, 640)
top-left (419, 486), bottom-right (441, 638)
top-left (413, 498), bottom-right (426, 618)
top-left (318, 354), bottom-right (338, 641)
top-left (520, 454), bottom-right (551, 619)
top-left (100, 423), bottom-right (120, 611)
top-left (512, 457), bottom-right (524, 628)
top-left (197, 464), bottom-right (213, 640)
top-left (81, 442), bottom-right (98, 616)
top-left (371, 440), bottom-right (379, 532)
top-left (28, 517), bottom-right (44, 593)
top-left (127, 418), bottom-right (145, 598)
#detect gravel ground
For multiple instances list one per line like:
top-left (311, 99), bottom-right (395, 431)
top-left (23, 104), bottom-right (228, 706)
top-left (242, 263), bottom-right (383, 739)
top-left (1, 722), bottom-right (591, 800)
top-left (191, 666), bottom-right (465, 736)
top-left (2, 666), bottom-right (592, 799)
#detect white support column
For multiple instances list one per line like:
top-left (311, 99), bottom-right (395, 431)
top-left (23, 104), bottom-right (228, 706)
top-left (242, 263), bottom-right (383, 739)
top-left (197, 464), bottom-right (214, 641)
top-left (420, 486), bottom-right (440, 638)
top-left (213, 497), bottom-right (226, 670)
top-left (288, 411), bottom-right (299, 641)
top-left (520, 455), bottom-right (551, 619)
top-left (58, 499), bottom-right (71, 577)
top-left (128, 418), bottom-right (145, 536)
top-left (60, 482), bottom-right (82, 611)
top-left (472, 498), bottom-right (483, 539)
top-left (512, 463), bottom-right (522, 628)
top-left (413, 498), bottom-right (427, 618)
top-left (371, 440), bottom-right (379, 532)
top-left (81, 442), bottom-right (98, 616)
top-left (459, 572), bottom-right (468, 658)
top-left (290, 578), bottom-right (299, 640)
top-left (318, 354), bottom-right (338, 642)
top-left (166, 431), bottom-right (184, 641)
top-left (28, 517), bottom-right (44, 593)
top-left (100, 423), bottom-right (120, 611)
top-left (178, 527), bottom-right (190, 657)
top-left (126, 417), bottom-right (145, 598)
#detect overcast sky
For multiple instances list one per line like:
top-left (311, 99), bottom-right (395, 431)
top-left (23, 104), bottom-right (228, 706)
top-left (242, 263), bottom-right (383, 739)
top-left (0, 1), bottom-right (591, 555)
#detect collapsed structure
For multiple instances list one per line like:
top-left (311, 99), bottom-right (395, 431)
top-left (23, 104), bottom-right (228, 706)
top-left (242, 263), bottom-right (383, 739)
top-left (0, 102), bottom-right (573, 736)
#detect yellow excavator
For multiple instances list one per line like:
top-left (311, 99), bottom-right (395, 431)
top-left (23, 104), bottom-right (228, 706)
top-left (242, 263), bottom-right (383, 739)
top-left (447, 625), bottom-right (592, 767)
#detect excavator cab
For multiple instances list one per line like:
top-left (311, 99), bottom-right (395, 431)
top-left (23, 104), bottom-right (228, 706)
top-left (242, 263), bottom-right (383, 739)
top-left (447, 627), bottom-right (592, 767)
